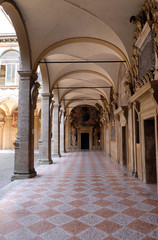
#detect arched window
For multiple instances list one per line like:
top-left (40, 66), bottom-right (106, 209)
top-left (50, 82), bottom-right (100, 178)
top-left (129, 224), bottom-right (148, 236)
top-left (0, 50), bottom-right (20, 86)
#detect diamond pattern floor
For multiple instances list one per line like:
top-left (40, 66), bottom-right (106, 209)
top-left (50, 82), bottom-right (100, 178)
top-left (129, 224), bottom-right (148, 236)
top-left (0, 151), bottom-right (158, 240)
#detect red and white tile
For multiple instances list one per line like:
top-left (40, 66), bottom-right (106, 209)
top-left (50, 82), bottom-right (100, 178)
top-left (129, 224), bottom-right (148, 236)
top-left (0, 151), bottom-right (158, 239)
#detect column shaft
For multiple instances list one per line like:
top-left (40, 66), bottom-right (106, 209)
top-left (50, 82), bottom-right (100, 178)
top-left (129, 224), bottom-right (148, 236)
top-left (39, 93), bottom-right (52, 164)
top-left (12, 71), bottom-right (38, 180)
top-left (52, 104), bottom-right (61, 157)
top-left (60, 110), bottom-right (65, 154)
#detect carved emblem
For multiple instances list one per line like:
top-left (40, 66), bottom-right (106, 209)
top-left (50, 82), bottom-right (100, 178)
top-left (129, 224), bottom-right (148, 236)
top-left (31, 81), bottom-right (40, 110)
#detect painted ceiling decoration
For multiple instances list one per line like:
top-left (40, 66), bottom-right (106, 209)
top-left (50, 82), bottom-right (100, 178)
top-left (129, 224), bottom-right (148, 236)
top-left (70, 105), bottom-right (100, 128)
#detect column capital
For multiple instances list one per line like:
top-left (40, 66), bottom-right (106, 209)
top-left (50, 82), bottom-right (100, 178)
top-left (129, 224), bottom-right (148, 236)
top-left (4, 116), bottom-right (12, 120)
top-left (41, 92), bottom-right (54, 99)
top-left (18, 70), bottom-right (38, 81)
top-left (60, 108), bottom-right (65, 114)
top-left (53, 103), bottom-right (61, 108)
top-left (0, 122), bottom-right (4, 128)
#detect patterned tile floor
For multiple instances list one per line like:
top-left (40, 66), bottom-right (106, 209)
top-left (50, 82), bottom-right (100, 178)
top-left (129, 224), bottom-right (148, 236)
top-left (0, 151), bottom-right (158, 240)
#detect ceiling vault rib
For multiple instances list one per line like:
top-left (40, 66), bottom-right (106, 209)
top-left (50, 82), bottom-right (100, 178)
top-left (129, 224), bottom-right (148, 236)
top-left (39, 60), bottom-right (126, 64)
top-left (63, 99), bottom-right (104, 101)
top-left (54, 86), bottom-right (111, 89)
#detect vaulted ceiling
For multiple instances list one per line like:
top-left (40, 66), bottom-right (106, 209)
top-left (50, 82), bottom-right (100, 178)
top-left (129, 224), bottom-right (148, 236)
top-left (1, 0), bottom-right (145, 110)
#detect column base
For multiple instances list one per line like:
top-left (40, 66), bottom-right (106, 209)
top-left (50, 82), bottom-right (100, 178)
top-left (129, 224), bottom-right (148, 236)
top-left (11, 170), bottom-right (37, 181)
top-left (52, 153), bottom-right (61, 158)
top-left (116, 158), bottom-right (119, 164)
top-left (38, 159), bottom-right (53, 164)
top-left (132, 170), bottom-right (138, 178)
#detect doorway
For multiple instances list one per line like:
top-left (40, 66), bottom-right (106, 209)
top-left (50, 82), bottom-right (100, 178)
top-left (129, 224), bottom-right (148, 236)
top-left (144, 118), bottom-right (157, 183)
top-left (81, 133), bottom-right (89, 149)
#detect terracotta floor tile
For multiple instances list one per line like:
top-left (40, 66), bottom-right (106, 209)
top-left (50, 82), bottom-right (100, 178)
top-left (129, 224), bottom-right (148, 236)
top-left (94, 208), bottom-right (117, 218)
top-left (0, 220), bottom-right (23, 235)
top-left (28, 194), bottom-right (43, 199)
top-left (114, 192), bottom-right (131, 198)
top-left (36, 209), bottom-right (59, 218)
top-left (112, 187), bottom-right (125, 191)
top-left (142, 199), bottom-right (158, 207)
top-left (93, 193), bottom-right (108, 198)
top-left (49, 193), bottom-right (64, 199)
top-left (73, 187), bottom-right (85, 192)
top-left (62, 220), bottom-right (89, 234)
top-left (69, 200), bottom-right (86, 207)
top-left (71, 193), bottom-right (87, 199)
top-left (151, 207), bottom-right (158, 214)
top-left (65, 209), bottom-right (88, 218)
top-left (94, 199), bottom-right (112, 207)
top-left (93, 187), bottom-right (105, 192)
top-left (96, 220), bottom-right (122, 234)
top-left (74, 183), bottom-right (87, 187)
top-left (68, 237), bottom-right (80, 240)
top-left (127, 219), bottom-right (157, 234)
top-left (142, 236), bottom-right (157, 240)
top-left (104, 236), bottom-right (118, 240)
top-left (28, 220), bottom-right (55, 234)
top-left (8, 209), bottom-right (31, 219)
top-left (0, 201), bottom-right (11, 208)
top-left (54, 187), bottom-right (66, 192)
top-left (118, 199), bottom-right (137, 207)
top-left (34, 188), bottom-right (47, 193)
top-left (122, 207), bottom-right (146, 218)
top-left (45, 200), bottom-right (62, 207)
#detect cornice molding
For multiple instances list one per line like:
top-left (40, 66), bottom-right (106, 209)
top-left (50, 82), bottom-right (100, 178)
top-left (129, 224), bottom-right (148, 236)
top-left (135, 22), bottom-right (151, 49)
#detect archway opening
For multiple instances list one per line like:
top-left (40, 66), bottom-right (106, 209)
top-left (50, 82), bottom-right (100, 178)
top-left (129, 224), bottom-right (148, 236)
top-left (67, 104), bottom-right (102, 151)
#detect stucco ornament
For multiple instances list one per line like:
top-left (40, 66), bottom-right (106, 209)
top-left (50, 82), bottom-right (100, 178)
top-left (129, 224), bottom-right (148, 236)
top-left (31, 81), bottom-right (40, 110)
top-left (0, 112), bottom-right (5, 122)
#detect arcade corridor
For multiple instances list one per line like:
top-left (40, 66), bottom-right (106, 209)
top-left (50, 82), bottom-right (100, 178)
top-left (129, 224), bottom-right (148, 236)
top-left (0, 151), bottom-right (158, 240)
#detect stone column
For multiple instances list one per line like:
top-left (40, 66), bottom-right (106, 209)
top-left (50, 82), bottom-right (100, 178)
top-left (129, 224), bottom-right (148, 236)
top-left (65, 114), bottom-right (71, 151)
top-left (52, 103), bottom-right (61, 158)
top-left (115, 115), bottom-right (120, 163)
top-left (38, 93), bottom-right (53, 164)
top-left (0, 123), bottom-right (4, 149)
top-left (3, 116), bottom-right (12, 149)
top-left (60, 109), bottom-right (65, 154)
top-left (12, 71), bottom-right (39, 180)
top-left (34, 115), bottom-right (40, 149)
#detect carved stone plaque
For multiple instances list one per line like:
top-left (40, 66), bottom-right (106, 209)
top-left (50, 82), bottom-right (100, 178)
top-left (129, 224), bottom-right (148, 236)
top-left (138, 32), bottom-right (155, 79)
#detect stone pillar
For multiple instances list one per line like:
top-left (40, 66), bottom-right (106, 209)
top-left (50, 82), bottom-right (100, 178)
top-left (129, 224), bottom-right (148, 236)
top-left (3, 116), bottom-right (12, 149)
top-left (52, 103), bottom-right (61, 157)
top-left (38, 93), bottom-right (53, 164)
top-left (60, 109), bottom-right (65, 154)
top-left (0, 123), bottom-right (4, 149)
top-left (65, 114), bottom-right (71, 151)
top-left (127, 104), bottom-right (134, 173)
top-left (34, 115), bottom-right (40, 149)
top-left (115, 115), bottom-right (120, 163)
top-left (12, 71), bottom-right (39, 180)
top-left (108, 124), bottom-right (111, 156)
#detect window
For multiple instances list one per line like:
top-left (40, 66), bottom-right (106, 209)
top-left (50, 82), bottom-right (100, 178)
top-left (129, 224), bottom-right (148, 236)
top-left (6, 64), bottom-right (19, 85)
top-left (0, 65), bottom-right (6, 85)
top-left (0, 50), bottom-right (20, 86)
